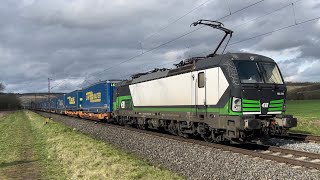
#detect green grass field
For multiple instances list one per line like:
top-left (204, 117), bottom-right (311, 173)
top-left (286, 100), bottom-right (320, 135)
top-left (0, 111), bottom-right (183, 180)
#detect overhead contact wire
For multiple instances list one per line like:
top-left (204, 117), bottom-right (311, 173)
top-left (89, 0), bottom-right (266, 81)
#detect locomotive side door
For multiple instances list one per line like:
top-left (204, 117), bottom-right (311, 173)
top-left (195, 70), bottom-right (207, 118)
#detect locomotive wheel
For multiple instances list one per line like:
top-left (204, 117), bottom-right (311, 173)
top-left (168, 121), bottom-right (178, 135)
top-left (177, 123), bottom-right (189, 138)
top-left (178, 130), bottom-right (189, 138)
top-left (138, 124), bottom-right (146, 130)
top-left (201, 131), bottom-right (214, 143)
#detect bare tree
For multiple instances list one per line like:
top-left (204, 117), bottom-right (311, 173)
top-left (0, 83), bottom-right (4, 92)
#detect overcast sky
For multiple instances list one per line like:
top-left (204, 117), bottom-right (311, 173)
top-left (0, 0), bottom-right (319, 93)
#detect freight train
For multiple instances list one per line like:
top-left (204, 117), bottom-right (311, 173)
top-left (32, 20), bottom-right (297, 143)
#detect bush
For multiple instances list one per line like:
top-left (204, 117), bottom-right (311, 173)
top-left (0, 93), bottom-right (22, 110)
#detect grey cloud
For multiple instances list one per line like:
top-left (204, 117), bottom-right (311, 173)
top-left (0, 0), bottom-right (320, 93)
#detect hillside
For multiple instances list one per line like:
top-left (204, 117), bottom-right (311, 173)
top-left (286, 82), bottom-right (320, 100)
top-left (17, 93), bottom-right (64, 107)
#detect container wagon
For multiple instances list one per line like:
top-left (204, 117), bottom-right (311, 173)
top-left (79, 80), bottom-right (120, 121)
top-left (50, 97), bottom-right (57, 113)
top-left (65, 90), bottom-right (83, 117)
top-left (56, 94), bottom-right (66, 114)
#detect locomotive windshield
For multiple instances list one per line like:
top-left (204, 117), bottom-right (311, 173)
top-left (234, 61), bottom-right (284, 84)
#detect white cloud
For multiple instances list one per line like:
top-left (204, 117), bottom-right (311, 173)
top-left (164, 49), bottom-right (188, 61)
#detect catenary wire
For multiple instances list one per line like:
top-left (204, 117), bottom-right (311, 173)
top-left (87, 0), bottom-right (265, 81)
top-left (99, 0), bottom-right (301, 79)
top-left (142, 0), bottom-right (213, 42)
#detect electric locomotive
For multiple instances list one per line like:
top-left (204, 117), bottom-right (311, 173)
top-left (112, 20), bottom-right (297, 143)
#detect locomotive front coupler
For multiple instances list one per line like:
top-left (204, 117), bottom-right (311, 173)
top-left (240, 115), bottom-right (260, 130)
top-left (243, 118), bottom-right (261, 130)
top-left (274, 115), bottom-right (298, 128)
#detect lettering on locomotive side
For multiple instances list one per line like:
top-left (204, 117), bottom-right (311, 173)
top-left (67, 96), bottom-right (75, 105)
top-left (86, 91), bottom-right (101, 103)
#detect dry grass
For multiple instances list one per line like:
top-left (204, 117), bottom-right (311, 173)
top-left (286, 85), bottom-right (307, 92)
top-left (26, 111), bottom-right (183, 180)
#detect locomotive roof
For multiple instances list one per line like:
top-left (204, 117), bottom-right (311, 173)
top-left (196, 52), bottom-right (275, 70)
top-left (124, 52), bottom-right (276, 85)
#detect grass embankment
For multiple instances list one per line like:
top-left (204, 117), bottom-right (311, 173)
top-left (0, 111), bottom-right (43, 179)
top-left (286, 100), bottom-right (320, 135)
top-left (0, 111), bottom-right (183, 180)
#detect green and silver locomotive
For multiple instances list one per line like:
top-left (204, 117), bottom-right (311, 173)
top-left (112, 20), bottom-right (297, 143)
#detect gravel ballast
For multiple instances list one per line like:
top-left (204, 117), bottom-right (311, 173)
top-left (37, 112), bottom-right (320, 180)
top-left (266, 138), bottom-right (320, 154)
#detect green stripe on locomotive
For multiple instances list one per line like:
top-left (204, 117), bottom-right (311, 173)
top-left (113, 95), bottom-right (285, 116)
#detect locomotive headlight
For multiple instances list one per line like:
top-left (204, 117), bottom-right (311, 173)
top-left (232, 97), bottom-right (242, 112)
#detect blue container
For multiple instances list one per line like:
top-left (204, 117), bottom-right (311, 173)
top-left (37, 102), bottom-right (42, 110)
top-left (82, 80), bottom-right (119, 113)
top-left (41, 101), bottom-right (48, 110)
top-left (39, 102), bottom-right (43, 109)
top-left (45, 101), bottom-right (49, 110)
top-left (65, 90), bottom-right (83, 111)
top-left (56, 94), bottom-right (65, 110)
top-left (50, 98), bottom-right (57, 110)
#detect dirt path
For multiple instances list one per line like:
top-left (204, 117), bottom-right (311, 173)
top-left (0, 111), bottom-right (41, 180)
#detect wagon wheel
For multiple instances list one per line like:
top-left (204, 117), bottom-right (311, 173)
top-left (138, 124), bottom-right (146, 130)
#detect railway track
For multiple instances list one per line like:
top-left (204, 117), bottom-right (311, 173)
top-left (272, 133), bottom-right (320, 143)
top-left (36, 111), bottom-right (320, 171)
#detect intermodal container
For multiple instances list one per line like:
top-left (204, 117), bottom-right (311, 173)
top-left (65, 90), bottom-right (83, 111)
top-left (56, 94), bottom-right (65, 110)
top-left (82, 80), bottom-right (120, 113)
top-left (50, 97), bottom-right (57, 110)
top-left (41, 101), bottom-right (48, 110)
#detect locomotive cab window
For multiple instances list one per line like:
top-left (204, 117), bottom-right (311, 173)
top-left (234, 61), bottom-right (263, 84)
top-left (260, 62), bottom-right (284, 84)
top-left (198, 72), bottom-right (205, 88)
top-left (234, 60), bottom-right (284, 84)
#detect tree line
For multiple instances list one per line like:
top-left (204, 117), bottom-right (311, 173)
top-left (0, 83), bottom-right (22, 110)
top-left (286, 83), bottom-right (320, 100)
